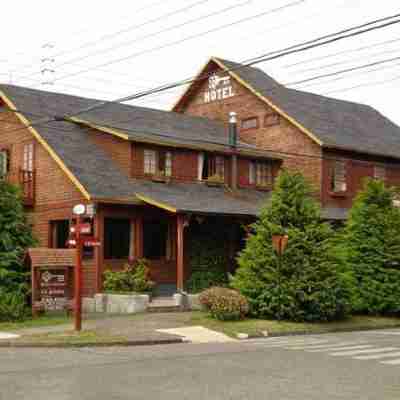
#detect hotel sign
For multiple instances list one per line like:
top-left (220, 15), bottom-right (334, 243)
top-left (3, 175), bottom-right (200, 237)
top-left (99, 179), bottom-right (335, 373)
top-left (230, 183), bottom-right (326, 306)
top-left (204, 74), bottom-right (235, 103)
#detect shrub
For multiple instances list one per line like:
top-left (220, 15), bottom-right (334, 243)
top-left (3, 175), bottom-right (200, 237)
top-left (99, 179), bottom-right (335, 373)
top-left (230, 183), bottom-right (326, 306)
top-left (186, 270), bottom-right (228, 294)
top-left (232, 170), bottom-right (352, 322)
top-left (103, 259), bottom-right (155, 294)
top-left (199, 287), bottom-right (249, 321)
top-left (0, 290), bottom-right (29, 322)
top-left (342, 179), bottom-right (400, 314)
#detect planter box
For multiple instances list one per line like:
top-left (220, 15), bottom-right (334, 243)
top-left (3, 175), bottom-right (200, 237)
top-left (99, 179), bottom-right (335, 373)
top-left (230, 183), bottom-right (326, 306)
top-left (175, 293), bottom-right (206, 311)
top-left (93, 293), bottom-right (150, 314)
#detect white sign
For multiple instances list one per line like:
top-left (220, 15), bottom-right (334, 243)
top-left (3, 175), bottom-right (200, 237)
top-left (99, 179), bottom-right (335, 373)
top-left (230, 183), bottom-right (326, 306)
top-left (204, 74), bottom-right (235, 103)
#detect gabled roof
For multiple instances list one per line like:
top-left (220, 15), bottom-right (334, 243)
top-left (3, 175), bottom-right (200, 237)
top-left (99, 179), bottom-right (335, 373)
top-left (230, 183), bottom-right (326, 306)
top-left (0, 84), bottom-right (274, 215)
top-left (175, 57), bottom-right (400, 160)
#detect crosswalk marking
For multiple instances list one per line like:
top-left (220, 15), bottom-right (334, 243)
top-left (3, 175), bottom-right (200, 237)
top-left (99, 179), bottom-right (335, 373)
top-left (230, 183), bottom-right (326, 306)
top-left (330, 347), bottom-right (398, 356)
top-left (381, 358), bottom-right (400, 365)
top-left (354, 351), bottom-right (400, 360)
top-left (289, 341), bottom-right (365, 350)
top-left (308, 345), bottom-right (373, 353)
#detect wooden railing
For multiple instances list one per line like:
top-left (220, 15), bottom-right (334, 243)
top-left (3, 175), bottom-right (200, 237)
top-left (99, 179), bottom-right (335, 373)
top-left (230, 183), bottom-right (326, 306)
top-left (5, 168), bottom-right (35, 205)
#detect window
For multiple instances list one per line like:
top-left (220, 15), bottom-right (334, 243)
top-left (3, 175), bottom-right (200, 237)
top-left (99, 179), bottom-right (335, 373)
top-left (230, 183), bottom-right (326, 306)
top-left (374, 165), bottom-right (386, 180)
top-left (104, 218), bottom-right (131, 259)
top-left (50, 220), bottom-right (70, 249)
top-left (199, 153), bottom-right (225, 181)
top-left (264, 113), bottom-right (280, 127)
top-left (143, 220), bottom-right (168, 259)
top-left (144, 149), bottom-right (156, 174)
top-left (241, 117), bottom-right (258, 130)
top-left (23, 143), bottom-right (34, 171)
top-left (0, 149), bottom-right (9, 178)
top-left (249, 161), bottom-right (273, 187)
top-left (331, 161), bottom-right (347, 193)
top-left (144, 149), bottom-right (172, 176)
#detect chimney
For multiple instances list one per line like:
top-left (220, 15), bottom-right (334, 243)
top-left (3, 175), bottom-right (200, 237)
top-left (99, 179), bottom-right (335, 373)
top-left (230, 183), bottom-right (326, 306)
top-left (229, 112), bottom-right (238, 190)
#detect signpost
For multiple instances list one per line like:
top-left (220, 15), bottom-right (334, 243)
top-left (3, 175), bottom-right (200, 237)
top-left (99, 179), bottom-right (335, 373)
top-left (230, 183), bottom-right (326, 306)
top-left (39, 268), bottom-right (69, 311)
top-left (69, 204), bottom-right (100, 332)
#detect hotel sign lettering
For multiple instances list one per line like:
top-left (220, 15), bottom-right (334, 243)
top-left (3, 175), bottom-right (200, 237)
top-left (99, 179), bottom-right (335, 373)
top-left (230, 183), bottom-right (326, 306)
top-left (38, 268), bottom-right (69, 311)
top-left (203, 74), bottom-right (235, 103)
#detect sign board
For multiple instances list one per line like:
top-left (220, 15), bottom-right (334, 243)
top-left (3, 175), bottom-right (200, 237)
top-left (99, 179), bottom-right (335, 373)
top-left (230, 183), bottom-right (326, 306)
top-left (203, 74), bottom-right (235, 103)
top-left (70, 223), bottom-right (92, 235)
top-left (38, 268), bottom-right (70, 311)
top-left (83, 237), bottom-right (101, 247)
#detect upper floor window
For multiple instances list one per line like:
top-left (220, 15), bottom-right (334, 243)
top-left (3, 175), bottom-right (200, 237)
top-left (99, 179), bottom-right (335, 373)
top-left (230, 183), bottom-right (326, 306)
top-left (23, 143), bottom-right (34, 172)
top-left (0, 149), bottom-right (9, 178)
top-left (241, 117), bottom-right (258, 130)
top-left (249, 161), bottom-right (273, 187)
top-left (330, 160), bottom-right (347, 193)
top-left (198, 153), bottom-right (225, 182)
top-left (374, 165), bottom-right (386, 180)
top-left (264, 113), bottom-right (280, 127)
top-left (144, 149), bottom-right (172, 177)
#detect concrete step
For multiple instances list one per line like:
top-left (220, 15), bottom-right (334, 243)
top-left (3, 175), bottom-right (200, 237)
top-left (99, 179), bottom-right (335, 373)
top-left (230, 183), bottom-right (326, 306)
top-left (147, 296), bottom-right (182, 313)
top-left (147, 305), bottom-right (182, 313)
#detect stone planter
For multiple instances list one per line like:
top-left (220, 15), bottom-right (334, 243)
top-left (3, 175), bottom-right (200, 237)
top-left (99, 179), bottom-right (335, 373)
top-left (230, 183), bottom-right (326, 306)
top-left (92, 293), bottom-right (150, 314)
top-left (175, 293), bottom-right (205, 311)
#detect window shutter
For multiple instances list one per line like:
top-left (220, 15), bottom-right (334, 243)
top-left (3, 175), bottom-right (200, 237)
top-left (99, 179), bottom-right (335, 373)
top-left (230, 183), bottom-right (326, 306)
top-left (0, 150), bottom-right (9, 177)
top-left (198, 152), bottom-right (204, 180)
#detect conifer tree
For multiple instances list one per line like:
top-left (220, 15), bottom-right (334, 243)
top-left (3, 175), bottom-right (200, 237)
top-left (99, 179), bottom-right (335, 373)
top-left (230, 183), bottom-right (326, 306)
top-left (232, 170), bottom-right (351, 322)
top-left (344, 178), bottom-right (400, 314)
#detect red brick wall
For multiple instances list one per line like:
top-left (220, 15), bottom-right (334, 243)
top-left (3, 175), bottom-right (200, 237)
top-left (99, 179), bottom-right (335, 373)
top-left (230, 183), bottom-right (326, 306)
top-left (177, 63), bottom-right (323, 196)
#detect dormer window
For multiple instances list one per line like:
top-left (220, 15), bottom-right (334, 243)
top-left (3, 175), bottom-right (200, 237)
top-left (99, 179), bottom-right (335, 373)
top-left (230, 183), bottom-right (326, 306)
top-left (198, 153), bottom-right (225, 182)
top-left (249, 160), bottom-right (273, 187)
top-left (144, 149), bottom-right (172, 177)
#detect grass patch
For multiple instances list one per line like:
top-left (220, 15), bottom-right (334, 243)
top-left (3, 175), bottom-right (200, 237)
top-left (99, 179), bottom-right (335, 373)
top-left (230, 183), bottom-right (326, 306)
top-left (0, 314), bottom-right (71, 332)
top-left (15, 330), bottom-right (128, 345)
top-left (189, 312), bottom-right (400, 337)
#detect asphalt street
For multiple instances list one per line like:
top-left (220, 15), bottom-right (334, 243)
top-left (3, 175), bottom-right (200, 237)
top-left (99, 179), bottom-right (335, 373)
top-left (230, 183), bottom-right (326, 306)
top-left (1, 329), bottom-right (400, 399)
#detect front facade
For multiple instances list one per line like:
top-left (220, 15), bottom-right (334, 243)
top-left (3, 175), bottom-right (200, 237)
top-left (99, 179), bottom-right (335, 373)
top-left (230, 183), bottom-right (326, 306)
top-left (2, 57), bottom-right (400, 297)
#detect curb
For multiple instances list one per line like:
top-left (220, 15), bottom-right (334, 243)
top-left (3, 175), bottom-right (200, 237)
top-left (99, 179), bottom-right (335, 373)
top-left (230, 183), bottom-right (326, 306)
top-left (0, 338), bottom-right (184, 348)
top-left (238, 324), bottom-right (400, 340)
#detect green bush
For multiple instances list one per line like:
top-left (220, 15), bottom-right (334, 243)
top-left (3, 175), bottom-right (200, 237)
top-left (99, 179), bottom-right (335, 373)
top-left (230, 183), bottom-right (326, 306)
top-left (0, 290), bottom-right (30, 322)
top-left (343, 179), bottom-right (400, 315)
top-left (186, 270), bottom-right (228, 294)
top-left (103, 259), bottom-right (155, 294)
top-left (232, 170), bottom-right (352, 322)
top-left (199, 287), bottom-right (249, 321)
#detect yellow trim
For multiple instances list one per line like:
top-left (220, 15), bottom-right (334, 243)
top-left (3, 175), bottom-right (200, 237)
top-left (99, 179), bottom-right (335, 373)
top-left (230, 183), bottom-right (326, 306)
top-left (69, 117), bottom-right (130, 140)
top-left (0, 91), bottom-right (91, 200)
top-left (211, 57), bottom-right (323, 146)
top-left (135, 193), bottom-right (177, 213)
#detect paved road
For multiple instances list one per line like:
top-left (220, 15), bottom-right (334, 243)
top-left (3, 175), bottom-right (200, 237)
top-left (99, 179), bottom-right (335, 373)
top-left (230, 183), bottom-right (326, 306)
top-left (1, 329), bottom-right (400, 399)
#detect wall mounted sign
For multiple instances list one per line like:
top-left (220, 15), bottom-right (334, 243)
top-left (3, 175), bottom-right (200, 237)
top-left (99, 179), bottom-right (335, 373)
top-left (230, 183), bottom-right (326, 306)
top-left (203, 74), bottom-right (235, 103)
top-left (38, 268), bottom-right (70, 311)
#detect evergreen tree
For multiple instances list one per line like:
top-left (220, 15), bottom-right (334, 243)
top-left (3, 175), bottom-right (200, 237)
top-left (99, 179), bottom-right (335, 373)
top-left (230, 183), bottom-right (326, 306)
top-left (343, 178), bottom-right (400, 314)
top-left (232, 170), bottom-right (351, 322)
top-left (0, 181), bottom-right (35, 293)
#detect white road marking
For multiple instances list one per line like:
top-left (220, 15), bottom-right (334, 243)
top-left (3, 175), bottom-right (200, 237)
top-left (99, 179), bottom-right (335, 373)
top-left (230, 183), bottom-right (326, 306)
top-left (363, 330), bottom-right (400, 336)
top-left (355, 351), bottom-right (400, 360)
top-left (381, 358), bottom-right (400, 365)
top-left (330, 347), bottom-right (398, 356)
top-left (309, 345), bottom-right (374, 353)
top-left (289, 341), bottom-right (366, 350)
top-left (246, 339), bottom-right (329, 347)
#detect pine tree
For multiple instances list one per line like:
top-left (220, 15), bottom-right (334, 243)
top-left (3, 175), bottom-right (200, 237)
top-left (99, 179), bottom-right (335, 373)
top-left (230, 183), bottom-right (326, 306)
top-left (232, 170), bottom-right (351, 322)
top-left (0, 181), bottom-right (35, 293)
top-left (343, 178), bottom-right (400, 314)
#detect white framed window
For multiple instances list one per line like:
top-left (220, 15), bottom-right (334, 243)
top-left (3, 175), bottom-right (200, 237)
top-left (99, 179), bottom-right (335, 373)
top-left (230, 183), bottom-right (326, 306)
top-left (241, 117), bottom-right (258, 130)
top-left (144, 149), bottom-right (157, 174)
top-left (163, 151), bottom-right (172, 177)
top-left (23, 143), bottom-right (34, 172)
top-left (0, 149), bottom-right (9, 177)
top-left (199, 153), bottom-right (225, 181)
top-left (249, 161), bottom-right (272, 187)
top-left (331, 160), bottom-right (347, 193)
top-left (374, 165), bottom-right (386, 180)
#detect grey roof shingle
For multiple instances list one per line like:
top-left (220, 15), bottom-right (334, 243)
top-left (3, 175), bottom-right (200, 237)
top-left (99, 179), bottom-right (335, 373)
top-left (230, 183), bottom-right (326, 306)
top-left (217, 58), bottom-right (400, 160)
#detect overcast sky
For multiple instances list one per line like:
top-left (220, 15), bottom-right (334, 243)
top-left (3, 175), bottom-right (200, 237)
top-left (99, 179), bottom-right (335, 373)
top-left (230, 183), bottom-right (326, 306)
top-left (2, 0), bottom-right (400, 123)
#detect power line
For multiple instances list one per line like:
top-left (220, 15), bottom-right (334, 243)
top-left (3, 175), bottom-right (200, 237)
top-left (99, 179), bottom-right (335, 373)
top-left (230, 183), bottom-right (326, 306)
top-left (3, 13), bottom-right (400, 136)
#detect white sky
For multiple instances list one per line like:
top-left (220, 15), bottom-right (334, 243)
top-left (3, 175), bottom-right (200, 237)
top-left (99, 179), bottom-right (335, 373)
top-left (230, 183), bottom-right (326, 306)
top-left (2, 0), bottom-right (400, 123)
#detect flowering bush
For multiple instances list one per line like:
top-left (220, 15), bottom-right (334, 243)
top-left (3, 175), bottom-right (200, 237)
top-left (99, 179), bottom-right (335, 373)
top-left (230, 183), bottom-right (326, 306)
top-left (199, 287), bottom-right (249, 321)
top-left (103, 259), bottom-right (155, 294)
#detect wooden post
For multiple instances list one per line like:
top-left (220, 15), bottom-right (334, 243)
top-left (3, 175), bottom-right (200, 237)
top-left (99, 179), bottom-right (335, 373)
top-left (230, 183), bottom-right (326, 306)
top-left (176, 214), bottom-right (184, 292)
top-left (94, 207), bottom-right (104, 293)
top-left (135, 217), bottom-right (144, 258)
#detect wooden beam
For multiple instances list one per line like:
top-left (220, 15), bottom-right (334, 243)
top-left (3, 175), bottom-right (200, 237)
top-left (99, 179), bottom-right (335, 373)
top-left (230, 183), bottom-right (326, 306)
top-left (176, 214), bottom-right (185, 291)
